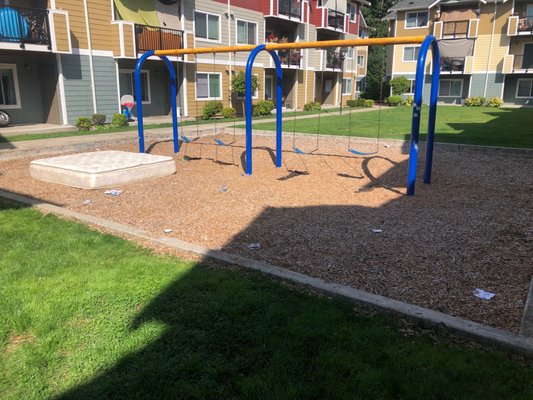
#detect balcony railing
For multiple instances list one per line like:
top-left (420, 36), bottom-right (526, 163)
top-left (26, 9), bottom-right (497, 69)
top-left (327, 9), bottom-right (344, 30)
top-left (442, 20), bottom-right (469, 38)
top-left (278, 0), bottom-right (301, 20)
top-left (513, 54), bottom-right (533, 72)
top-left (0, 5), bottom-right (51, 48)
top-left (278, 49), bottom-right (301, 67)
top-left (518, 16), bottom-right (533, 34)
top-left (135, 24), bottom-right (184, 53)
top-left (326, 50), bottom-right (344, 69)
top-left (440, 57), bottom-right (465, 73)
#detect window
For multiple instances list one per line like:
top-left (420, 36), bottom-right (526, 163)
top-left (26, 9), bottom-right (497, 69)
top-left (0, 64), bottom-right (20, 109)
top-left (236, 20), bottom-right (257, 45)
top-left (196, 73), bottom-right (221, 100)
top-left (405, 11), bottom-right (428, 28)
top-left (342, 78), bottom-right (352, 95)
top-left (439, 79), bottom-right (462, 97)
top-left (119, 70), bottom-right (150, 104)
top-left (195, 11), bottom-right (220, 41)
top-left (348, 3), bottom-right (357, 22)
top-left (357, 54), bottom-right (365, 67)
top-left (403, 46), bottom-right (421, 62)
top-left (407, 79), bottom-right (415, 94)
top-left (356, 79), bottom-right (365, 92)
top-left (517, 79), bottom-right (533, 98)
top-left (265, 75), bottom-right (273, 100)
top-left (346, 47), bottom-right (354, 59)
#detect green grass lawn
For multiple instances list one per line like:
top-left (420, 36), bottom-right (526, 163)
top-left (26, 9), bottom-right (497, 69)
top-left (1, 200), bottom-right (533, 399)
top-left (249, 106), bottom-right (533, 148)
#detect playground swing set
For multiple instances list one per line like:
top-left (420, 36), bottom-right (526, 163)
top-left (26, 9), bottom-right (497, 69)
top-left (134, 35), bottom-right (440, 196)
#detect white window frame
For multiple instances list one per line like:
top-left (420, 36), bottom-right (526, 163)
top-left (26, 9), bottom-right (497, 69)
top-left (405, 10), bottom-right (429, 29)
top-left (348, 3), bottom-right (357, 23)
top-left (195, 72), bottom-right (223, 101)
top-left (264, 75), bottom-right (273, 100)
top-left (439, 79), bottom-right (463, 98)
top-left (119, 69), bottom-right (151, 105)
top-left (235, 19), bottom-right (258, 45)
top-left (356, 79), bottom-right (365, 93)
top-left (356, 54), bottom-right (365, 67)
top-left (236, 73), bottom-right (259, 99)
top-left (0, 63), bottom-right (21, 109)
top-left (516, 78), bottom-right (533, 98)
top-left (403, 46), bottom-right (421, 62)
top-left (194, 10), bottom-right (221, 43)
top-left (342, 78), bottom-right (352, 96)
top-left (407, 79), bottom-right (415, 94)
top-left (346, 47), bottom-right (354, 59)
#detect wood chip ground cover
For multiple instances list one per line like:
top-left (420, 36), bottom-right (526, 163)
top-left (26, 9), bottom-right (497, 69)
top-left (0, 133), bottom-right (531, 333)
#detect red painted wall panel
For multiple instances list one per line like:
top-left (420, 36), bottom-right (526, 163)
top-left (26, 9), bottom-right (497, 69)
top-left (212, 0), bottom-right (263, 13)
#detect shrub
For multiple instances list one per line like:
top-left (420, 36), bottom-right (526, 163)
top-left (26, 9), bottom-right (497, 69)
top-left (464, 96), bottom-right (486, 107)
top-left (389, 76), bottom-right (411, 96)
top-left (95, 124), bottom-right (113, 131)
top-left (304, 101), bottom-right (321, 111)
top-left (230, 71), bottom-right (259, 97)
top-left (201, 100), bottom-right (224, 120)
top-left (252, 100), bottom-right (275, 117)
top-left (222, 107), bottom-right (236, 119)
top-left (91, 113), bottom-right (106, 125)
top-left (111, 113), bottom-right (128, 127)
top-left (487, 97), bottom-right (503, 108)
top-left (75, 117), bottom-right (91, 131)
top-left (364, 99), bottom-right (375, 107)
top-left (385, 95), bottom-right (404, 107)
top-left (404, 96), bottom-right (414, 106)
top-left (346, 100), bottom-right (357, 107)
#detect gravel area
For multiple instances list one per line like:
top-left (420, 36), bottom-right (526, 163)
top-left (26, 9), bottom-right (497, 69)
top-left (0, 133), bottom-right (532, 333)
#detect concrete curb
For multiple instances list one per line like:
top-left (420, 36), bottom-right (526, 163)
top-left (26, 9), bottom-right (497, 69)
top-left (520, 276), bottom-right (533, 338)
top-left (1, 188), bottom-right (533, 358)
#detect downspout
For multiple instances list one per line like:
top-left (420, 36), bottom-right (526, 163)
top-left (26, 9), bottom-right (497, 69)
top-left (228, 0), bottom-right (233, 107)
top-left (483, 0), bottom-right (498, 98)
top-left (304, 1), bottom-right (309, 105)
top-left (83, 0), bottom-right (98, 114)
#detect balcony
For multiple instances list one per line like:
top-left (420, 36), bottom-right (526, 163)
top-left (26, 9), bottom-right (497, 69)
top-left (518, 16), bottom-right (533, 34)
top-left (135, 24), bottom-right (184, 53)
top-left (278, 0), bottom-right (301, 20)
top-left (440, 57), bottom-right (465, 74)
top-left (326, 50), bottom-right (344, 69)
top-left (0, 5), bottom-right (51, 49)
top-left (327, 9), bottom-right (344, 30)
top-left (513, 54), bottom-right (533, 72)
top-left (278, 49), bottom-right (302, 68)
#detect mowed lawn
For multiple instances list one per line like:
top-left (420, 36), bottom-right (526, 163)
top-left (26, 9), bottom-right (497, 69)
top-left (250, 106), bottom-right (533, 148)
top-left (1, 201), bottom-right (533, 399)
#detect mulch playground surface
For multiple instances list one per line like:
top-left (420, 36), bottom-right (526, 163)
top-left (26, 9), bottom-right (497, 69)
top-left (0, 133), bottom-right (532, 333)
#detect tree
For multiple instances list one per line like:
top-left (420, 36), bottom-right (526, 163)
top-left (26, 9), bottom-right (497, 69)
top-left (361, 0), bottom-right (398, 100)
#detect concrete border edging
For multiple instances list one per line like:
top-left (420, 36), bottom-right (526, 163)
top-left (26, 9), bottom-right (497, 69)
top-left (1, 188), bottom-right (533, 358)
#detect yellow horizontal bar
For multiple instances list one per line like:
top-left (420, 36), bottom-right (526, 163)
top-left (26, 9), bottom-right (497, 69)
top-left (154, 36), bottom-right (427, 57)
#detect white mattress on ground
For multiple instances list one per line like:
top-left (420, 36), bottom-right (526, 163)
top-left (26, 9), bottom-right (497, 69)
top-left (30, 150), bottom-right (176, 189)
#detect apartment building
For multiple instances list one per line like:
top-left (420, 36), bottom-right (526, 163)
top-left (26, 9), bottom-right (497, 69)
top-left (385, 0), bottom-right (533, 105)
top-left (0, 0), bottom-right (370, 126)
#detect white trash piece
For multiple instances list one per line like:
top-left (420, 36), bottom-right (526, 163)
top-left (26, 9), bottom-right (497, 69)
top-left (473, 288), bottom-right (496, 300)
top-left (248, 242), bottom-right (261, 250)
top-left (104, 189), bottom-right (123, 196)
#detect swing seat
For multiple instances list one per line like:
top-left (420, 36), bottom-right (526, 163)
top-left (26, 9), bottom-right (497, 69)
top-left (181, 135), bottom-right (192, 143)
top-left (214, 138), bottom-right (227, 146)
top-left (292, 146), bottom-right (305, 155)
top-left (348, 148), bottom-right (378, 156)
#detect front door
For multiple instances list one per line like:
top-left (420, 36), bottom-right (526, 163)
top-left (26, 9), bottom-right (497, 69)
top-left (523, 43), bottom-right (533, 69)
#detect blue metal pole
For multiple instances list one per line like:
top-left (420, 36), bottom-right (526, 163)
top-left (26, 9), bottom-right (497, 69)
top-left (245, 44), bottom-right (284, 174)
top-left (160, 55), bottom-right (179, 153)
top-left (423, 40), bottom-right (440, 184)
top-left (406, 35), bottom-right (437, 196)
top-left (135, 51), bottom-right (154, 153)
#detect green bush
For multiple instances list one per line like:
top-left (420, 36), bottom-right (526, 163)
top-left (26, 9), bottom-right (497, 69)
top-left (404, 96), bottom-right (414, 106)
top-left (95, 124), bottom-right (113, 131)
top-left (252, 100), bottom-right (275, 117)
top-left (231, 71), bottom-right (259, 97)
top-left (487, 97), bottom-right (503, 108)
top-left (75, 117), bottom-right (91, 131)
top-left (91, 113), bottom-right (106, 125)
top-left (201, 100), bottom-right (224, 120)
top-left (346, 100), bottom-right (357, 107)
top-left (364, 99), bottom-right (375, 107)
top-left (464, 96), bottom-right (486, 107)
top-left (389, 76), bottom-right (411, 95)
top-left (304, 101), bottom-right (321, 111)
top-left (111, 113), bottom-right (128, 127)
top-left (385, 95), bottom-right (404, 107)
top-left (222, 107), bottom-right (236, 119)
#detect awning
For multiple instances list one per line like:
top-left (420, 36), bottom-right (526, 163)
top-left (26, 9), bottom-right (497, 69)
top-left (113, 0), bottom-right (159, 27)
